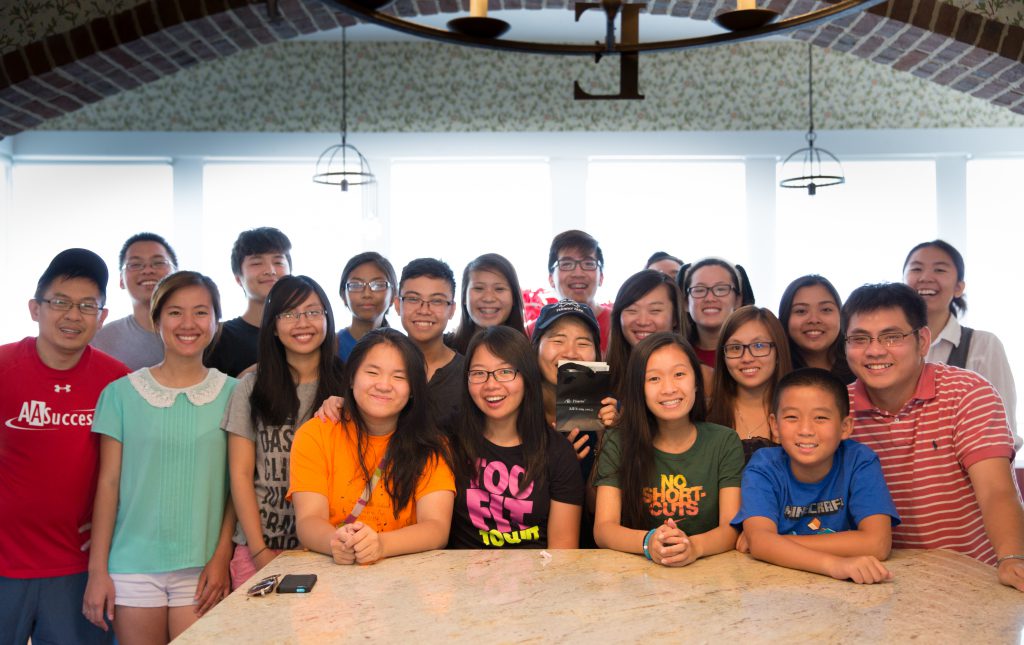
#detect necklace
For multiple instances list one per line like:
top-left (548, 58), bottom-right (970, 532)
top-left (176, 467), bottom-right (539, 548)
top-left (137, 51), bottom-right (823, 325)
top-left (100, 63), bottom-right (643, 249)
top-left (736, 406), bottom-right (768, 440)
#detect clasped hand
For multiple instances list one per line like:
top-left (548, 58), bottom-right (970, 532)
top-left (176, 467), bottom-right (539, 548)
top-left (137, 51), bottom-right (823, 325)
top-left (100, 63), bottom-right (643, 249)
top-left (331, 521), bottom-right (383, 565)
top-left (650, 518), bottom-right (699, 567)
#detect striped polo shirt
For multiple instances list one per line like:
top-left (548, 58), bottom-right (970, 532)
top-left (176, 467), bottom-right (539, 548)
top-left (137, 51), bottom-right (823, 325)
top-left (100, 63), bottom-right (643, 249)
top-left (849, 362), bottom-right (1015, 564)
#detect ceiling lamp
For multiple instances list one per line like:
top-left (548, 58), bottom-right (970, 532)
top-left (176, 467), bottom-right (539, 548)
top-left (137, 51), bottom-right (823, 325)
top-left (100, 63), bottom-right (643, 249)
top-left (779, 44), bottom-right (845, 196)
top-left (323, 0), bottom-right (885, 56)
top-left (313, 26), bottom-right (376, 192)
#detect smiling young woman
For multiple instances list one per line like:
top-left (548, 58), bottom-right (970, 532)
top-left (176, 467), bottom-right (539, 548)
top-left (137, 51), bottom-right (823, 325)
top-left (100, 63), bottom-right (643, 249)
top-left (778, 275), bottom-right (854, 386)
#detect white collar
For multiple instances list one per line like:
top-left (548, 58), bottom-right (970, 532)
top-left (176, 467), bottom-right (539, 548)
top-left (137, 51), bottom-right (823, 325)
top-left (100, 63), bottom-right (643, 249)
top-left (931, 315), bottom-right (962, 349)
top-left (128, 367), bottom-right (228, 408)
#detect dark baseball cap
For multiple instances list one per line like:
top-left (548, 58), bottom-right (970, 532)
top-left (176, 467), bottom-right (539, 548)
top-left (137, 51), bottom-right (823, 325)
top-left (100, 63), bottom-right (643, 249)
top-left (534, 299), bottom-right (600, 341)
top-left (36, 248), bottom-right (109, 301)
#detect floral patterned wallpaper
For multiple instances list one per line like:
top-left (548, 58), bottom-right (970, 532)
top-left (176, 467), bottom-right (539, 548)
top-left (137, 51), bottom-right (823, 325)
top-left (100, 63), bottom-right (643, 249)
top-left (945, 0), bottom-right (1024, 27)
top-left (0, 0), bottom-right (141, 54)
top-left (38, 40), bottom-right (1024, 132)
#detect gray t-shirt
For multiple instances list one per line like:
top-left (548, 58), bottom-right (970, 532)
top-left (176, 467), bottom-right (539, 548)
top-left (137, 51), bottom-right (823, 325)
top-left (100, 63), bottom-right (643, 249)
top-left (91, 315), bottom-right (164, 371)
top-left (222, 372), bottom-right (318, 550)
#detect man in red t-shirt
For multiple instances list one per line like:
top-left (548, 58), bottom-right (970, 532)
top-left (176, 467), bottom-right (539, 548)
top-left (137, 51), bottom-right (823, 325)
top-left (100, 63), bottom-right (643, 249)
top-left (0, 249), bottom-right (129, 643)
top-left (842, 282), bottom-right (1024, 592)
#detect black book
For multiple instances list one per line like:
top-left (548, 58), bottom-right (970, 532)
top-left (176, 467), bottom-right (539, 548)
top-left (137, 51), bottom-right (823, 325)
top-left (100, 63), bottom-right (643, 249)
top-left (555, 360), bottom-right (611, 434)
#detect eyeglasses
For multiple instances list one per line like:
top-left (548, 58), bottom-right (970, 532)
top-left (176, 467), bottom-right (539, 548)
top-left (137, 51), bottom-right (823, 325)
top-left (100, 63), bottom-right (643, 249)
top-left (551, 258), bottom-right (601, 272)
top-left (687, 284), bottom-right (737, 299)
top-left (844, 330), bottom-right (918, 349)
top-left (346, 280), bottom-right (391, 292)
top-left (123, 260), bottom-right (173, 273)
top-left (247, 574), bottom-right (280, 597)
top-left (468, 368), bottom-right (519, 384)
top-left (38, 298), bottom-right (102, 316)
top-left (276, 309), bottom-right (325, 322)
top-left (400, 295), bottom-right (452, 310)
top-left (722, 341), bottom-right (776, 359)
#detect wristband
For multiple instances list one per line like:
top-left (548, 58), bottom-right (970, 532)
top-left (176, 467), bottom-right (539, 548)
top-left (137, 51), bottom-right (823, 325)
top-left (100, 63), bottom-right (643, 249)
top-left (642, 528), bottom-right (657, 561)
top-left (996, 554), bottom-right (1024, 565)
top-left (250, 546), bottom-right (268, 559)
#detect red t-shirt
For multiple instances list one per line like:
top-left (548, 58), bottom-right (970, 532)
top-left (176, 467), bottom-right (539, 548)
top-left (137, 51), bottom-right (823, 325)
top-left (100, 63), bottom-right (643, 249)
top-left (0, 338), bottom-right (129, 578)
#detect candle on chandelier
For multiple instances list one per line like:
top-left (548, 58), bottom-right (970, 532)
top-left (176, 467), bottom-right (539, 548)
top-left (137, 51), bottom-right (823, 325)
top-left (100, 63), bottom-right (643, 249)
top-left (470, 0), bottom-right (487, 17)
top-left (737, 0), bottom-right (755, 8)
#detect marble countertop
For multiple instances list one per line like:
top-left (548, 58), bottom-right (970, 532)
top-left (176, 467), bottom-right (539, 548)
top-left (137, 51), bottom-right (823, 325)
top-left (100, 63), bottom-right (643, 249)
top-left (175, 548), bottom-right (1023, 643)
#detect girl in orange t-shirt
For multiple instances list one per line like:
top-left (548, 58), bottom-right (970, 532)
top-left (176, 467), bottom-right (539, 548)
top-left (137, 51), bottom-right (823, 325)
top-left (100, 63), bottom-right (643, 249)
top-left (288, 328), bottom-right (455, 564)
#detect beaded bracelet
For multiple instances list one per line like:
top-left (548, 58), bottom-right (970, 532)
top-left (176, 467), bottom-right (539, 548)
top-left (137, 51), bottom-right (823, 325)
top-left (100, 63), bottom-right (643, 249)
top-left (642, 529), bottom-right (657, 561)
top-left (996, 554), bottom-right (1024, 565)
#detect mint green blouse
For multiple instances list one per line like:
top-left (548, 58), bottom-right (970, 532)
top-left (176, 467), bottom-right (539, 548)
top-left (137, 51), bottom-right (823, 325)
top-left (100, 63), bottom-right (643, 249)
top-left (92, 368), bottom-right (236, 574)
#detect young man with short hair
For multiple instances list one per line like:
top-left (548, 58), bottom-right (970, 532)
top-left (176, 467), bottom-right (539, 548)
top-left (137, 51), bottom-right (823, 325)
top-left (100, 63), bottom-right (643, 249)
top-left (733, 368), bottom-right (898, 584)
top-left (91, 232), bottom-right (178, 370)
top-left (205, 227), bottom-right (292, 377)
top-left (843, 282), bottom-right (1024, 591)
top-left (528, 230), bottom-right (611, 354)
top-left (394, 258), bottom-right (463, 432)
top-left (0, 248), bottom-right (130, 644)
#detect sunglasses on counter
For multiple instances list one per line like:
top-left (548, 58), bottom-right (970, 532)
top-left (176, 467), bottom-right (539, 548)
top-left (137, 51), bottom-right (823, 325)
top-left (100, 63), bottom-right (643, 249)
top-left (246, 574), bottom-right (281, 597)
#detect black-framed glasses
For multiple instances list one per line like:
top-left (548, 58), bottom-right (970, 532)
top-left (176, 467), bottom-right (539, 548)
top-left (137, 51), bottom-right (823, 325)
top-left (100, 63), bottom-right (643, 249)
top-left (400, 295), bottom-right (452, 310)
top-left (276, 309), bottom-right (325, 322)
top-left (122, 259), bottom-right (173, 272)
top-left (687, 284), bottom-right (737, 299)
top-left (722, 341), bottom-right (776, 359)
top-left (247, 574), bottom-right (280, 597)
top-left (37, 298), bottom-right (102, 316)
top-left (844, 330), bottom-right (919, 349)
top-left (551, 258), bottom-right (601, 272)
top-left (346, 280), bottom-right (391, 292)
top-left (468, 368), bottom-right (519, 384)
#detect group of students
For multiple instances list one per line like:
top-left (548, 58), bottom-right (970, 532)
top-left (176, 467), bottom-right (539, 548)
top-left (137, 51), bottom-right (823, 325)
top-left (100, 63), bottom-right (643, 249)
top-left (2, 227), bottom-right (1022, 645)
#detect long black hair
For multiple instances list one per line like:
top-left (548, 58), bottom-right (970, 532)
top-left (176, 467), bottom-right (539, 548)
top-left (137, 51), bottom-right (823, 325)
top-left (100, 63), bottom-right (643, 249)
top-left (250, 276), bottom-right (345, 429)
top-left (343, 328), bottom-right (450, 518)
top-left (453, 327), bottom-right (549, 487)
top-left (606, 270), bottom-right (686, 396)
top-left (450, 253), bottom-right (527, 355)
top-left (614, 332), bottom-right (706, 530)
top-left (777, 274), bottom-right (853, 383)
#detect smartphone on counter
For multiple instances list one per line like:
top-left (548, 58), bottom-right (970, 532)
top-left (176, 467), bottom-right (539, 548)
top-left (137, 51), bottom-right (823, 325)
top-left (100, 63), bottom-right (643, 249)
top-left (276, 574), bottom-right (318, 594)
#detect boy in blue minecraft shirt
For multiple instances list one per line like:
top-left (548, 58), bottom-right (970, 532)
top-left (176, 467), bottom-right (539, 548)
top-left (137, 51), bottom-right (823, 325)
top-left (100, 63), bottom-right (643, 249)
top-left (732, 368), bottom-right (899, 584)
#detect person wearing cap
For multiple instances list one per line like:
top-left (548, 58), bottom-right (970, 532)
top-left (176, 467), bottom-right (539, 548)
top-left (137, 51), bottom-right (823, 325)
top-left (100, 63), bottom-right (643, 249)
top-left (92, 233), bottom-right (178, 371)
top-left (0, 248), bottom-right (130, 644)
top-left (527, 230), bottom-right (612, 354)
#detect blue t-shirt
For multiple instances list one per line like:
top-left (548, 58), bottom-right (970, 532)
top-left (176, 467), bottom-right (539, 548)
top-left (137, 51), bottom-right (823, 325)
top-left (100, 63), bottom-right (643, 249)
top-left (337, 328), bottom-right (357, 362)
top-left (731, 440), bottom-right (900, 535)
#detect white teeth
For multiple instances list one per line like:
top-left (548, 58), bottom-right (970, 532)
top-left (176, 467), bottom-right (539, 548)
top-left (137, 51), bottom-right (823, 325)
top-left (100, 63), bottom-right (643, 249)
top-left (484, 396), bottom-right (505, 403)
top-left (59, 327), bottom-right (81, 334)
top-left (703, 307), bottom-right (721, 314)
top-left (633, 331), bottom-right (651, 340)
top-left (413, 321), bottom-right (434, 327)
top-left (796, 442), bottom-right (818, 448)
top-left (804, 330), bottom-right (823, 337)
top-left (866, 363), bottom-right (892, 370)
top-left (478, 308), bottom-right (499, 315)
top-left (917, 289), bottom-right (937, 296)
top-left (740, 368), bottom-right (759, 375)
top-left (660, 398), bottom-right (682, 407)
top-left (569, 283), bottom-right (588, 289)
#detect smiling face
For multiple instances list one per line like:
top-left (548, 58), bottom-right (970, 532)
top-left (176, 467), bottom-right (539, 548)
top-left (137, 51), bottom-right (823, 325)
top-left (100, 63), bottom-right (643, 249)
top-left (620, 284), bottom-right (675, 347)
top-left (344, 261), bottom-right (394, 326)
top-left (687, 264), bottom-right (740, 338)
top-left (536, 317), bottom-right (598, 385)
top-left (120, 240), bottom-right (175, 306)
top-left (723, 319), bottom-right (777, 393)
top-left (468, 344), bottom-right (524, 428)
top-left (548, 246), bottom-right (603, 307)
top-left (770, 384), bottom-right (853, 483)
top-left (787, 284), bottom-right (840, 356)
top-left (30, 276), bottom-right (108, 363)
top-left (156, 284), bottom-right (218, 359)
top-left (467, 269), bottom-right (514, 328)
top-left (396, 275), bottom-right (456, 344)
top-left (237, 252), bottom-right (290, 303)
top-left (351, 342), bottom-right (411, 428)
top-left (903, 245), bottom-right (964, 320)
top-left (274, 292), bottom-right (327, 360)
top-left (643, 344), bottom-right (698, 426)
top-left (845, 307), bottom-right (930, 410)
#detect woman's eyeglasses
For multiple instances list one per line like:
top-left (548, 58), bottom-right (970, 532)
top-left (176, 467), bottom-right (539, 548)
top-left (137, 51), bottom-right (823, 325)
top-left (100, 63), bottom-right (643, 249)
top-left (246, 574), bottom-right (280, 597)
top-left (722, 341), bottom-right (776, 359)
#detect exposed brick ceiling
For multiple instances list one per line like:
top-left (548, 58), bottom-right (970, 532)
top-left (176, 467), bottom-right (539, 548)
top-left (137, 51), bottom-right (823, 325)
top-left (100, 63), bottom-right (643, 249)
top-left (0, 0), bottom-right (1021, 138)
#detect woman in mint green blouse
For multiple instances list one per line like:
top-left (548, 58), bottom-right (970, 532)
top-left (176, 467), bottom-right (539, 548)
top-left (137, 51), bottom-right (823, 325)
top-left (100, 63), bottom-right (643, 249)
top-left (84, 272), bottom-right (237, 644)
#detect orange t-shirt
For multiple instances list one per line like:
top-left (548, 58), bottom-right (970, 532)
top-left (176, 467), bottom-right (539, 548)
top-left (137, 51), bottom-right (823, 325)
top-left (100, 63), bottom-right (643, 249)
top-left (287, 417), bottom-right (455, 533)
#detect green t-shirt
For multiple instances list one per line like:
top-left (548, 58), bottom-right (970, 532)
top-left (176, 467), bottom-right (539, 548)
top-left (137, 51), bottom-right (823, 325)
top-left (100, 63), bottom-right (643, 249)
top-left (92, 368), bottom-right (236, 574)
top-left (594, 422), bottom-right (744, 535)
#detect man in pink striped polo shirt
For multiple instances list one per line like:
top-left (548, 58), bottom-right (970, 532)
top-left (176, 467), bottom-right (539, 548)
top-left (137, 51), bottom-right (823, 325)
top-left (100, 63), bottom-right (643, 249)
top-left (841, 282), bottom-right (1023, 592)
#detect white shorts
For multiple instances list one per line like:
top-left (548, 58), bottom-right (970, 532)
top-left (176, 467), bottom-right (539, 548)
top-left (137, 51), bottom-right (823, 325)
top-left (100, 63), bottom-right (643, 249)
top-left (110, 567), bottom-right (203, 608)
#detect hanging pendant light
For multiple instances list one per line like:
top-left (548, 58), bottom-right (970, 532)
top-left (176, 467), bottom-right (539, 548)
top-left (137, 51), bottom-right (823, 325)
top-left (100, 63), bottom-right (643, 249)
top-left (313, 26), bottom-right (376, 192)
top-left (779, 45), bottom-right (844, 196)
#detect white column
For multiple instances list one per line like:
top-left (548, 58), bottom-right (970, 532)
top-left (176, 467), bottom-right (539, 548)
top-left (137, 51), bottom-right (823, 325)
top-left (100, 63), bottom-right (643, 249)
top-left (745, 156), bottom-right (777, 305)
top-left (550, 157), bottom-right (588, 236)
top-left (172, 157), bottom-right (204, 269)
top-left (935, 155), bottom-right (968, 249)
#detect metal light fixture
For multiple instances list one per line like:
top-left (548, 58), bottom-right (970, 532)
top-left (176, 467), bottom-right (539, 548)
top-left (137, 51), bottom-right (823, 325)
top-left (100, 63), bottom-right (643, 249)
top-left (313, 26), bottom-right (376, 192)
top-left (779, 44), bottom-right (845, 196)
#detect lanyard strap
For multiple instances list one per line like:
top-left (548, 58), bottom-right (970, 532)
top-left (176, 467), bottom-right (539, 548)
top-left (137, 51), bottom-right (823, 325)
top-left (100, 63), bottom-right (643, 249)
top-left (339, 458), bottom-right (386, 527)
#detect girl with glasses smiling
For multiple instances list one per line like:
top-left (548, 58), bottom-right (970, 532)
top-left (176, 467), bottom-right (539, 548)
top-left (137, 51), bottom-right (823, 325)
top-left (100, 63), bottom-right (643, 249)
top-left (679, 258), bottom-right (746, 369)
top-left (708, 307), bottom-right (793, 464)
top-left (448, 327), bottom-right (583, 549)
top-left (222, 276), bottom-right (345, 589)
top-left (336, 252), bottom-right (397, 361)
